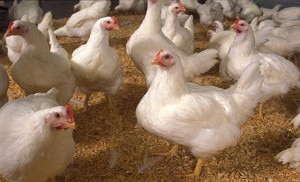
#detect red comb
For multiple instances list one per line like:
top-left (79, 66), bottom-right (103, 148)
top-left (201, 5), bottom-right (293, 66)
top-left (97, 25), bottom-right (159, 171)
top-left (6, 22), bottom-right (14, 32)
top-left (234, 18), bottom-right (241, 25)
top-left (64, 105), bottom-right (74, 120)
top-left (112, 16), bottom-right (118, 25)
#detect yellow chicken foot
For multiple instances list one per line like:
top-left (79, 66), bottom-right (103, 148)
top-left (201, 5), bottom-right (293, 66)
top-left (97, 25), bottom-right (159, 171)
top-left (152, 145), bottom-right (180, 161)
top-left (177, 158), bottom-right (204, 182)
top-left (258, 102), bottom-right (264, 120)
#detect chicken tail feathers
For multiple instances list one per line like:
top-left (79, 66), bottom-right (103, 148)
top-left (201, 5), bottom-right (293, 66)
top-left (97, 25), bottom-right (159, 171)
top-left (183, 48), bottom-right (218, 80)
top-left (54, 26), bottom-right (70, 37)
top-left (228, 61), bottom-right (264, 124)
top-left (184, 15), bottom-right (194, 34)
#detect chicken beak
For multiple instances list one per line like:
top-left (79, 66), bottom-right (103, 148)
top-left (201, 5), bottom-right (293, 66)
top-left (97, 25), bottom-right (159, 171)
top-left (151, 49), bottom-right (163, 65)
top-left (5, 30), bottom-right (13, 37)
top-left (179, 3), bottom-right (186, 12)
top-left (113, 24), bottom-right (120, 31)
top-left (63, 119), bottom-right (76, 130)
top-left (151, 58), bottom-right (160, 65)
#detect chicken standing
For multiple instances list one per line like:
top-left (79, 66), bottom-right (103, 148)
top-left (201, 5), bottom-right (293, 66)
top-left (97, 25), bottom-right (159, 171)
top-left (0, 64), bottom-right (8, 108)
top-left (0, 90), bottom-right (76, 182)
top-left (136, 49), bottom-right (264, 181)
top-left (70, 16), bottom-right (122, 109)
top-left (162, 2), bottom-right (194, 55)
top-left (6, 20), bottom-right (76, 105)
top-left (220, 19), bottom-right (300, 118)
top-left (126, 0), bottom-right (218, 87)
top-left (54, 0), bottom-right (111, 40)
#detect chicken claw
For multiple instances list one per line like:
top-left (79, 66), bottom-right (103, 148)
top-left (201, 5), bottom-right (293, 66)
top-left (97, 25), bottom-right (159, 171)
top-left (152, 145), bottom-right (180, 161)
top-left (177, 158), bottom-right (204, 182)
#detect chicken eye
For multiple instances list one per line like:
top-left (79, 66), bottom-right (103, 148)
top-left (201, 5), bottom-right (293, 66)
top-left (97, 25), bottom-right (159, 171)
top-left (106, 21), bottom-right (110, 24)
top-left (165, 55), bottom-right (170, 59)
top-left (240, 23), bottom-right (245, 26)
top-left (16, 26), bottom-right (21, 30)
top-left (54, 113), bottom-right (61, 119)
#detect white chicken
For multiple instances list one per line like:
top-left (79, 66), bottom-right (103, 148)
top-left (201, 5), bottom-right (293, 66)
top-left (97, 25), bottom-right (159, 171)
top-left (197, 1), bottom-right (224, 27)
top-left (162, 2), bottom-right (194, 55)
top-left (207, 21), bottom-right (235, 61)
top-left (73, 0), bottom-right (97, 12)
top-left (236, 0), bottom-right (262, 23)
top-left (114, 0), bottom-right (138, 12)
top-left (179, 0), bottom-right (200, 13)
top-left (136, 49), bottom-right (264, 181)
top-left (161, 3), bottom-right (189, 26)
top-left (0, 64), bottom-right (8, 108)
top-left (54, 0), bottom-right (111, 40)
top-left (5, 14), bottom-right (30, 64)
top-left (272, 6), bottom-right (300, 24)
top-left (0, 90), bottom-right (76, 182)
top-left (126, 0), bottom-right (218, 87)
top-left (8, 0), bottom-right (43, 24)
top-left (210, 0), bottom-right (236, 19)
top-left (70, 16), bottom-right (122, 109)
top-left (220, 19), bottom-right (300, 118)
top-left (275, 112), bottom-right (300, 172)
top-left (6, 20), bottom-right (76, 105)
top-left (258, 4), bottom-right (282, 21)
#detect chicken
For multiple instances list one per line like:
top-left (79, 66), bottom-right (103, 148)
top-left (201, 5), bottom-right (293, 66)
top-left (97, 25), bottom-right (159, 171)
top-left (6, 20), bottom-right (76, 105)
top-left (54, 0), bottom-right (111, 40)
top-left (126, 0), bottom-right (218, 87)
top-left (210, 0), bottom-right (236, 19)
top-left (197, 1), bottom-right (224, 27)
top-left (37, 11), bottom-right (53, 39)
top-left (161, 3), bottom-right (189, 26)
top-left (5, 14), bottom-right (30, 64)
top-left (0, 65), bottom-right (8, 108)
top-left (73, 0), bottom-right (97, 12)
top-left (275, 112), bottom-right (300, 172)
top-left (0, 90), bottom-right (76, 182)
top-left (114, 0), bottom-right (138, 12)
top-left (162, 2), bottom-right (194, 55)
top-left (220, 19), bottom-right (300, 118)
top-left (179, 0), bottom-right (200, 13)
top-left (236, 0), bottom-right (262, 23)
top-left (272, 6), bottom-right (300, 24)
top-left (207, 21), bottom-right (235, 61)
top-left (8, 0), bottom-right (43, 24)
top-left (136, 49), bottom-right (264, 181)
top-left (70, 16), bottom-right (122, 109)
top-left (258, 4), bottom-right (282, 21)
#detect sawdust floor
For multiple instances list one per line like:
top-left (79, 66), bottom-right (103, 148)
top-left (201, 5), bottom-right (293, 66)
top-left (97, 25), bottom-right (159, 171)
top-left (1, 12), bottom-right (300, 182)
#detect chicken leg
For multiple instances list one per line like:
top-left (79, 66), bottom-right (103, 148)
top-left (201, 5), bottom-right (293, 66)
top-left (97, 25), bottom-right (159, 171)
top-left (152, 145), bottom-right (180, 161)
top-left (258, 102), bottom-right (264, 119)
top-left (177, 158), bottom-right (204, 182)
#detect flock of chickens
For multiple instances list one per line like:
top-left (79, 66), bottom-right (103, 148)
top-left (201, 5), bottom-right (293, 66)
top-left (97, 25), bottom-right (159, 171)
top-left (0, 0), bottom-right (300, 181)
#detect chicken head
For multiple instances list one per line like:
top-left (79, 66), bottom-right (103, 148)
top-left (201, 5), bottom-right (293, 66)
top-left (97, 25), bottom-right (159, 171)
top-left (5, 21), bottom-right (29, 37)
top-left (45, 105), bottom-right (76, 130)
